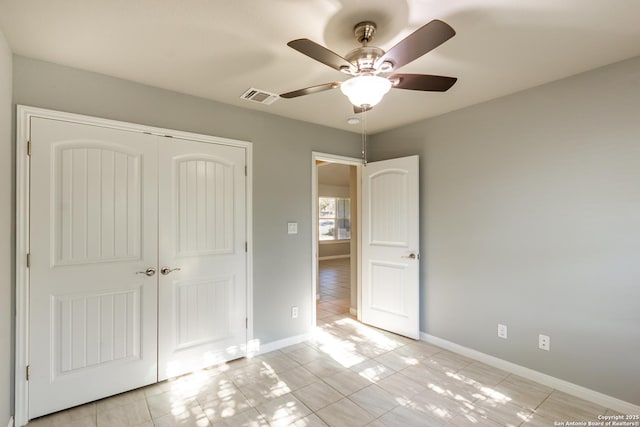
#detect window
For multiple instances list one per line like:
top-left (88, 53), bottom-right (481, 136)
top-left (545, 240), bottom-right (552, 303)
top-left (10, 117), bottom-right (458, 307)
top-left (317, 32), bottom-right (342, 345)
top-left (319, 197), bottom-right (350, 241)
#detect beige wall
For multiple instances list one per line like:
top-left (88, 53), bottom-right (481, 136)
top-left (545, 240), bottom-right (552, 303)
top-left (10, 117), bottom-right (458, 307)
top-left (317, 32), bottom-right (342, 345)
top-left (370, 56), bottom-right (640, 405)
top-left (318, 242), bottom-right (350, 259)
top-left (318, 184), bottom-right (349, 198)
top-left (0, 28), bottom-right (12, 426)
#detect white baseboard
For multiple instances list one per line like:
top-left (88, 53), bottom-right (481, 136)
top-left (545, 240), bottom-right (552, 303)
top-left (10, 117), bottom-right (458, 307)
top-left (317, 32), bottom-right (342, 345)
top-left (7, 416), bottom-right (13, 427)
top-left (420, 333), bottom-right (640, 415)
top-left (318, 255), bottom-right (350, 261)
top-left (252, 333), bottom-right (309, 356)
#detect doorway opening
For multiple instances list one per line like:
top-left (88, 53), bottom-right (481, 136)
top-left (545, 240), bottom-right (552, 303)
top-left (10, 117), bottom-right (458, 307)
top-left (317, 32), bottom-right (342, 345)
top-left (311, 152), bottom-right (420, 339)
top-left (311, 152), bottom-right (362, 327)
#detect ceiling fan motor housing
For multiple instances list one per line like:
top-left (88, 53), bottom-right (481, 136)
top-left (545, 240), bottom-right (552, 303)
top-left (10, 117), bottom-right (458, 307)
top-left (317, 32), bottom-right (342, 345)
top-left (345, 46), bottom-right (385, 74)
top-left (345, 22), bottom-right (395, 74)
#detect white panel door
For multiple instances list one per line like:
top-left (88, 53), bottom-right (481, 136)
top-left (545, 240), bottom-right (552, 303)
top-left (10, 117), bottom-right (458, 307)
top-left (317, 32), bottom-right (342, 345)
top-left (157, 138), bottom-right (247, 380)
top-left (361, 155), bottom-right (420, 339)
top-left (29, 118), bottom-right (159, 418)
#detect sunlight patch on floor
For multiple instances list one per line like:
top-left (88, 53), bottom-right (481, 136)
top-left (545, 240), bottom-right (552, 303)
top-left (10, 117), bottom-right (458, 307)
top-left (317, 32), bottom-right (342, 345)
top-left (480, 386), bottom-right (512, 403)
top-left (334, 317), bottom-right (405, 351)
top-left (311, 326), bottom-right (365, 368)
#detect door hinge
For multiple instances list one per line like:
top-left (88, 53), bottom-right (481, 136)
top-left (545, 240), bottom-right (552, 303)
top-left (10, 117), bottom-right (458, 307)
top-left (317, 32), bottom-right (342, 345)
top-left (245, 317), bottom-right (248, 329)
top-left (26, 253), bottom-right (30, 269)
top-left (26, 365), bottom-right (30, 381)
top-left (245, 242), bottom-right (248, 253)
top-left (244, 165), bottom-right (247, 176)
top-left (27, 140), bottom-right (31, 156)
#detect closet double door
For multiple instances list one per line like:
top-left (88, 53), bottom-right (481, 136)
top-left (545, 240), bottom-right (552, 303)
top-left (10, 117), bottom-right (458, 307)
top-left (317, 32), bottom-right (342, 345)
top-left (28, 117), bottom-right (247, 418)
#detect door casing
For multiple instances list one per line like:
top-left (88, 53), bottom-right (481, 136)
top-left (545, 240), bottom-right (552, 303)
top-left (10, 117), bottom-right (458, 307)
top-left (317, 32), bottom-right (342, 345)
top-left (14, 105), bottom-right (253, 427)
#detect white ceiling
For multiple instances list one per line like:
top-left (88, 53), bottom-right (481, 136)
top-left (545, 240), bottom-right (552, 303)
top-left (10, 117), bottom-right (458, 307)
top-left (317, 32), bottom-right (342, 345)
top-left (1, 0), bottom-right (640, 134)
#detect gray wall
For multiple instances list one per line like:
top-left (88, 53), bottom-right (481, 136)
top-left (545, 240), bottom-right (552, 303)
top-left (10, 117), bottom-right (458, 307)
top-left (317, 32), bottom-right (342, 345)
top-left (11, 56), bottom-right (361, 349)
top-left (370, 56), bottom-right (640, 405)
top-left (0, 28), bottom-right (13, 427)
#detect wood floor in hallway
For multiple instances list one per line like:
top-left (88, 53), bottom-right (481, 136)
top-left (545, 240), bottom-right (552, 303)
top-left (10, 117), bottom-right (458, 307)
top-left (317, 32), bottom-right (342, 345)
top-left (317, 258), bottom-right (351, 320)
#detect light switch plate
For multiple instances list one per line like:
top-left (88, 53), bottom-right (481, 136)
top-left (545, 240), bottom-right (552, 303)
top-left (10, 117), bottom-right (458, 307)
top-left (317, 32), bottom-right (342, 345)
top-left (287, 222), bottom-right (298, 234)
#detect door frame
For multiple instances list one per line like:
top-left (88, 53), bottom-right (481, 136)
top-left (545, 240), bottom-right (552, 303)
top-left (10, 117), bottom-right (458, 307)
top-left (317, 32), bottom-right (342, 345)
top-left (311, 152), bottom-right (363, 327)
top-left (14, 105), bottom-right (254, 427)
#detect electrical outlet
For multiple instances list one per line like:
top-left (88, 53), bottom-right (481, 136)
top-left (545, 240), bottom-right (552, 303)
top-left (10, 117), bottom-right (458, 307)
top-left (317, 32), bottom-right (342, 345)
top-left (497, 324), bottom-right (508, 339)
top-left (291, 306), bottom-right (298, 319)
top-left (539, 334), bottom-right (550, 351)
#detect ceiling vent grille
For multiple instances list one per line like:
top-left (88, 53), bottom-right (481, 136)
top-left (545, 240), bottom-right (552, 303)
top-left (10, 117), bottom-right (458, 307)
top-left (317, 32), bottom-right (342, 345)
top-left (240, 88), bottom-right (279, 105)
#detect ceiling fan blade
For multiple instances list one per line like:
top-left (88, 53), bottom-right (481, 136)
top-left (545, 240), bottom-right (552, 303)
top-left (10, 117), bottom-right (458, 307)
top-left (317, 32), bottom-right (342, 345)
top-left (377, 20), bottom-right (455, 71)
top-left (390, 73), bottom-right (457, 92)
top-left (280, 82), bottom-right (341, 99)
top-left (288, 39), bottom-right (356, 72)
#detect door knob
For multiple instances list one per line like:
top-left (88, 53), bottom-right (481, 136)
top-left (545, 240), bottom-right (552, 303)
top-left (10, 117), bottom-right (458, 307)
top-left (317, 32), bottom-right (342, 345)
top-left (401, 253), bottom-right (418, 260)
top-left (136, 267), bottom-right (156, 276)
top-left (160, 267), bottom-right (182, 275)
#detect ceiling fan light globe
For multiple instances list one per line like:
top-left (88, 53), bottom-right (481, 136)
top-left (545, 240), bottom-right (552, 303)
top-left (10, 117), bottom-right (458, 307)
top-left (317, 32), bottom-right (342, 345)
top-left (340, 75), bottom-right (392, 107)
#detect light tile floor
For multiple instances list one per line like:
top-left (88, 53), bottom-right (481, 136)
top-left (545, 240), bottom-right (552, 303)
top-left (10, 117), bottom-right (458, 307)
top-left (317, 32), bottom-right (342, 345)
top-left (26, 259), bottom-right (622, 426)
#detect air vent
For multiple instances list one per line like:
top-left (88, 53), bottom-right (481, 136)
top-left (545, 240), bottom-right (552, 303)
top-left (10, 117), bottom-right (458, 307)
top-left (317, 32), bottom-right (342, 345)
top-left (240, 88), bottom-right (279, 105)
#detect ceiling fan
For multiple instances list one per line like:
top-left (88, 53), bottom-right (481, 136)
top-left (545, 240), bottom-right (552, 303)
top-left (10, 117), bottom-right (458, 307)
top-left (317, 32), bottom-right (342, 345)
top-left (280, 19), bottom-right (457, 112)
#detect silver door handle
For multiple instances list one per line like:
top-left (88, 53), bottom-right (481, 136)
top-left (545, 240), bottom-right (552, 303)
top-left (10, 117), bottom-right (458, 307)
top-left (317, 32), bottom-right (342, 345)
top-left (160, 267), bottom-right (181, 275)
top-left (401, 253), bottom-right (418, 260)
top-left (136, 267), bottom-right (156, 277)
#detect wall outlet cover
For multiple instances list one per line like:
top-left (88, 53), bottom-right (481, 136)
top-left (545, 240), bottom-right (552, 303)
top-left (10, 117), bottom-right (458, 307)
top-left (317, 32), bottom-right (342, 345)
top-left (498, 324), bottom-right (508, 339)
top-left (539, 334), bottom-right (550, 351)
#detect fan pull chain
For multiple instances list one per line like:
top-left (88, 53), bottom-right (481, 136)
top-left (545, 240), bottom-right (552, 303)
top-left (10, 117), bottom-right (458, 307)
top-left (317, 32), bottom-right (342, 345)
top-left (361, 105), bottom-right (368, 166)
